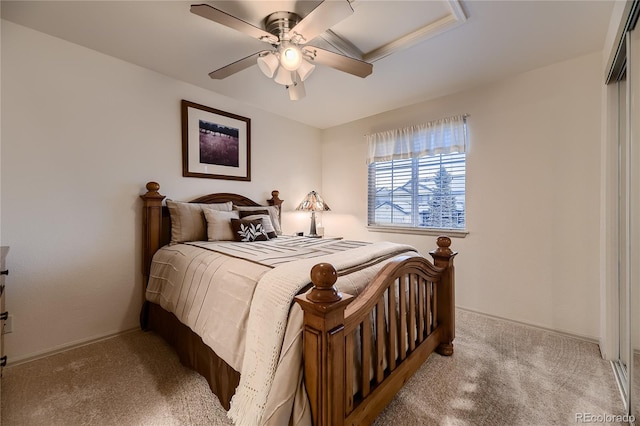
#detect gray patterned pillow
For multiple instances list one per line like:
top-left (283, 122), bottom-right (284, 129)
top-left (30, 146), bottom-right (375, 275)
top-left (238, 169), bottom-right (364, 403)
top-left (234, 205), bottom-right (282, 235)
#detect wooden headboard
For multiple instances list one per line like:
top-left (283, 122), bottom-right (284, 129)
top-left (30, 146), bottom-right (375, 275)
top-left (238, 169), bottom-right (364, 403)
top-left (140, 181), bottom-right (283, 284)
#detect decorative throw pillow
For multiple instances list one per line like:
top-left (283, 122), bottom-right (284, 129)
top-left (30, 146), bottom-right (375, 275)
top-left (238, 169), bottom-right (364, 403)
top-left (239, 209), bottom-right (269, 218)
top-left (234, 205), bottom-right (282, 235)
top-left (166, 200), bottom-right (233, 243)
top-left (230, 218), bottom-right (270, 242)
top-left (203, 209), bottom-right (240, 241)
top-left (240, 214), bottom-right (277, 239)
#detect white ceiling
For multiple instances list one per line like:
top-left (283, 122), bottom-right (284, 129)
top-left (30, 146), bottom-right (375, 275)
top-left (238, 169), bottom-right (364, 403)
top-left (1, 0), bottom-right (615, 129)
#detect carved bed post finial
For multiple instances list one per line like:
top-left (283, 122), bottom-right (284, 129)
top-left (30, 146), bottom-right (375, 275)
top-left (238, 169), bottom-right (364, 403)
top-left (434, 235), bottom-right (452, 255)
top-left (430, 235), bottom-right (454, 265)
top-left (307, 263), bottom-right (341, 303)
top-left (146, 181), bottom-right (161, 194)
top-left (430, 235), bottom-right (457, 356)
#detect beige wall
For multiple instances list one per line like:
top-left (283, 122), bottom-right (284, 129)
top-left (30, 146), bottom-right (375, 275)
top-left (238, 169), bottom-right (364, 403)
top-left (1, 21), bottom-right (321, 361)
top-left (321, 52), bottom-right (604, 340)
top-left (1, 17), bottom-right (609, 360)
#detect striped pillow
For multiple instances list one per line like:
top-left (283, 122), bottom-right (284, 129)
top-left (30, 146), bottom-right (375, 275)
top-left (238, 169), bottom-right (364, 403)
top-left (234, 205), bottom-right (282, 235)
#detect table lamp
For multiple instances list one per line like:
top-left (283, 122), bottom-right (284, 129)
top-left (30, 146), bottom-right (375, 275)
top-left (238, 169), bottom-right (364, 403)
top-left (296, 191), bottom-right (330, 237)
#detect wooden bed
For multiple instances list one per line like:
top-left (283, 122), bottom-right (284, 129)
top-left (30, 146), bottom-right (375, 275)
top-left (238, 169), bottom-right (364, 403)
top-left (140, 181), bottom-right (457, 426)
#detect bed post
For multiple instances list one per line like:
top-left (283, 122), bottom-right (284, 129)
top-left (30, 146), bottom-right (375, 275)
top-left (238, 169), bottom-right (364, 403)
top-left (267, 190), bottom-right (284, 224)
top-left (294, 263), bottom-right (354, 426)
top-left (430, 236), bottom-right (457, 356)
top-left (140, 182), bottom-right (165, 299)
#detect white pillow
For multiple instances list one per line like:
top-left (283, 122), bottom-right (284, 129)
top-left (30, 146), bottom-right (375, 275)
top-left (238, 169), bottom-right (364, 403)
top-left (203, 209), bottom-right (240, 241)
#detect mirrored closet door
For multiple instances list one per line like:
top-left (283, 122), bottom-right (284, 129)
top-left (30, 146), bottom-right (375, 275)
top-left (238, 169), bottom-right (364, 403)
top-left (630, 18), bottom-right (640, 422)
top-left (609, 0), bottom-right (640, 419)
top-left (616, 65), bottom-right (630, 407)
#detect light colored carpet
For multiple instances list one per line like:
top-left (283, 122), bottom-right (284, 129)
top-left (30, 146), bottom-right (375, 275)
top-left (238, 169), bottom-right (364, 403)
top-left (1, 310), bottom-right (626, 425)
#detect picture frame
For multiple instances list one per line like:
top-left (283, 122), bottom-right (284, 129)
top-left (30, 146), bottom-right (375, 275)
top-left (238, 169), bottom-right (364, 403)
top-left (181, 99), bottom-right (251, 181)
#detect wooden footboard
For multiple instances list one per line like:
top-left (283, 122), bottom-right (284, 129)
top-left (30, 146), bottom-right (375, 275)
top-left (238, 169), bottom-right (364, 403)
top-left (295, 237), bottom-right (456, 426)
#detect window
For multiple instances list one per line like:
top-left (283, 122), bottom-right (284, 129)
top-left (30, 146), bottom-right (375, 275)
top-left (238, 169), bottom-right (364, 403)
top-left (366, 115), bottom-right (467, 231)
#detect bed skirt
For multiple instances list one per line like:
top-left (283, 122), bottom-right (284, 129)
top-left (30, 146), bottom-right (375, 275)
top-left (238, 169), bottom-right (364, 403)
top-left (141, 301), bottom-right (240, 410)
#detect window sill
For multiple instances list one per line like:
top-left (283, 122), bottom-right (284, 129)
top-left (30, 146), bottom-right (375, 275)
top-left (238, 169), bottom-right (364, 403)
top-left (367, 225), bottom-right (468, 238)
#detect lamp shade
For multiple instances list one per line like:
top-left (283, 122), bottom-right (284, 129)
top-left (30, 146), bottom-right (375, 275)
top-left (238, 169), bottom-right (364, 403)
top-left (296, 191), bottom-right (330, 237)
top-left (257, 52), bottom-right (279, 78)
top-left (274, 66), bottom-right (294, 86)
top-left (297, 59), bottom-right (315, 82)
top-left (296, 191), bottom-right (331, 212)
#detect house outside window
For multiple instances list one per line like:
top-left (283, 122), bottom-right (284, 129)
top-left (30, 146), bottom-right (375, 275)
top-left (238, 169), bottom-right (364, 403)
top-left (366, 115), bottom-right (468, 233)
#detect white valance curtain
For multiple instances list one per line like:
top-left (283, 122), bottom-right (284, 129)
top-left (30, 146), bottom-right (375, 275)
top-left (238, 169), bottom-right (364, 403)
top-left (366, 114), bottom-right (468, 164)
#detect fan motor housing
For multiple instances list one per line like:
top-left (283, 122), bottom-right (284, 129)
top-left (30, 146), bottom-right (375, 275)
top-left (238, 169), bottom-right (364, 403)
top-left (264, 11), bottom-right (302, 41)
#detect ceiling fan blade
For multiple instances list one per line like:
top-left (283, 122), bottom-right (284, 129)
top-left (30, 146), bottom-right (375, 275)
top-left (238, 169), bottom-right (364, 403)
top-left (305, 47), bottom-right (372, 78)
top-left (208, 51), bottom-right (267, 79)
top-left (290, 0), bottom-right (353, 44)
top-left (191, 4), bottom-right (277, 44)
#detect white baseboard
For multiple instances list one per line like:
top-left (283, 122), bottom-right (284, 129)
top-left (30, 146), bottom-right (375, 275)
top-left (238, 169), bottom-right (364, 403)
top-left (6, 327), bottom-right (141, 367)
top-left (6, 308), bottom-right (601, 367)
top-left (457, 306), bottom-right (600, 345)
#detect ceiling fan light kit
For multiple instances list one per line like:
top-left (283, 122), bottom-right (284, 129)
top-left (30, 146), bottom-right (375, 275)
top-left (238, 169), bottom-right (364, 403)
top-left (257, 52), bottom-right (279, 78)
top-left (274, 66), bottom-right (295, 86)
top-left (279, 42), bottom-right (303, 71)
top-left (190, 1), bottom-right (373, 101)
top-left (297, 59), bottom-right (315, 82)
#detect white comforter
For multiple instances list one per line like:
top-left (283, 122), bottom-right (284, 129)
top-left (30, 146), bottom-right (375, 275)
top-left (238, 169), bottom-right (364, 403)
top-left (146, 236), bottom-right (418, 425)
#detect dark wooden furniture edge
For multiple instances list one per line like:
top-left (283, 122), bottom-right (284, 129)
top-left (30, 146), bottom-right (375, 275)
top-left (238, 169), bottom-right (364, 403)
top-left (146, 302), bottom-right (240, 409)
top-left (140, 181), bottom-right (456, 426)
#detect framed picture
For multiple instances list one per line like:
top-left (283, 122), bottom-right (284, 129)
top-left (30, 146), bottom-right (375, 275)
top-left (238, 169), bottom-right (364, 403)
top-left (181, 99), bottom-right (251, 181)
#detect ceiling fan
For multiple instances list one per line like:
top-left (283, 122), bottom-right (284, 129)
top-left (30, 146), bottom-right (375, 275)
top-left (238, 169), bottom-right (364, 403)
top-left (191, 1), bottom-right (373, 100)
